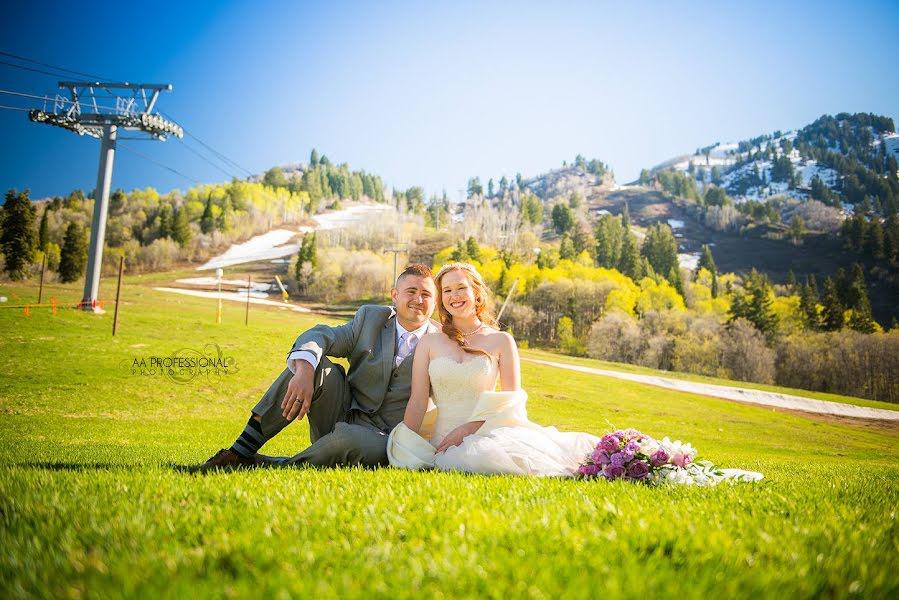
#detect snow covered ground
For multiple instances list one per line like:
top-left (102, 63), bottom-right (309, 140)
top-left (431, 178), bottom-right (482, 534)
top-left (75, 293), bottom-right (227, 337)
top-left (197, 204), bottom-right (394, 271)
top-left (153, 287), bottom-right (311, 312)
top-left (678, 252), bottom-right (700, 270)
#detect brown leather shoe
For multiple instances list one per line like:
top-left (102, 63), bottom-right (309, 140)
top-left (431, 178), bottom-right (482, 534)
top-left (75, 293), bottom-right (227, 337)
top-left (182, 448), bottom-right (260, 473)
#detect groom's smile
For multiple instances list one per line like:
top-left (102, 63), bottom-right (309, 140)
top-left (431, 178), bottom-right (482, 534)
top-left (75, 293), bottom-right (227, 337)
top-left (390, 273), bottom-right (437, 330)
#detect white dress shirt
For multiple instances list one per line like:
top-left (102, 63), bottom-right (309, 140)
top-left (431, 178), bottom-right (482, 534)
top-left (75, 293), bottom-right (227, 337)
top-left (287, 317), bottom-right (431, 374)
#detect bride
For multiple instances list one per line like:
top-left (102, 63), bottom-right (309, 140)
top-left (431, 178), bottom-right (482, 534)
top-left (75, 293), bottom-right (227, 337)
top-left (387, 262), bottom-right (600, 476)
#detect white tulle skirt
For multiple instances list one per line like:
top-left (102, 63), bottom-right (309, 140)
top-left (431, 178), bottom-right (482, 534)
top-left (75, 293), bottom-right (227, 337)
top-left (434, 425), bottom-right (601, 477)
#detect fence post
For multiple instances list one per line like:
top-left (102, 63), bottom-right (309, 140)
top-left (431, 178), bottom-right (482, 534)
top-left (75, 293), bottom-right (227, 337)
top-left (38, 254), bottom-right (46, 304)
top-left (245, 275), bottom-right (251, 326)
top-left (113, 255), bottom-right (124, 336)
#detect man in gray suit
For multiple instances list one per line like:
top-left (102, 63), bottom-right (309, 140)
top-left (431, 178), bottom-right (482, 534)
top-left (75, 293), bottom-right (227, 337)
top-left (187, 263), bottom-right (438, 471)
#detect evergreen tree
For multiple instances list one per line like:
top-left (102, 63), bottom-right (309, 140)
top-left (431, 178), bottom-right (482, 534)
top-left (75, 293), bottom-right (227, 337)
top-left (450, 240), bottom-right (470, 262)
top-left (846, 287), bottom-right (877, 333)
top-left (217, 195), bottom-right (233, 232)
top-left (594, 214), bottom-right (622, 269)
top-left (466, 177), bottom-right (483, 198)
top-left (568, 192), bottom-right (582, 209)
top-left (620, 203), bottom-right (630, 229)
top-left (172, 207), bottom-right (192, 248)
top-left (710, 269), bottom-right (719, 298)
top-left (0, 189), bottom-right (37, 280)
top-left (465, 236), bottom-right (481, 261)
top-left (58, 222), bottom-right (87, 283)
top-left (200, 195), bottom-right (216, 234)
top-left (799, 276), bottom-right (821, 330)
top-left (487, 178), bottom-right (494, 198)
top-left (294, 232), bottom-right (317, 294)
top-left (821, 277), bottom-right (844, 331)
top-left (551, 203), bottom-right (574, 235)
top-left (158, 204), bottom-right (174, 239)
top-left (729, 270), bottom-right (779, 343)
top-left (559, 234), bottom-right (577, 260)
top-left (786, 269), bottom-right (797, 290)
top-left (309, 148), bottom-right (319, 168)
top-left (696, 244), bottom-right (717, 275)
top-left (641, 223), bottom-right (678, 277)
top-left (570, 220), bottom-right (592, 256)
top-left (619, 230), bottom-right (642, 281)
top-left (498, 176), bottom-right (509, 198)
top-left (668, 266), bottom-right (684, 298)
top-left (38, 205), bottom-right (49, 251)
top-left (863, 219), bottom-right (884, 258)
top-left (704, 186), bottom-right (728, 207)
top-left (883, 214), bottom-right (899, 262)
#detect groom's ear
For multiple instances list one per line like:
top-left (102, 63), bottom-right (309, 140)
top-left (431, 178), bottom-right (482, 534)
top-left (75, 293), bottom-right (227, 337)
top-left (389, 287), bottom-right (398, 304)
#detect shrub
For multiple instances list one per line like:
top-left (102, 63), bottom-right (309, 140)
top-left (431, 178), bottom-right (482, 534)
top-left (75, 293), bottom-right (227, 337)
top-left (718, 318), bottom-right (775, 383)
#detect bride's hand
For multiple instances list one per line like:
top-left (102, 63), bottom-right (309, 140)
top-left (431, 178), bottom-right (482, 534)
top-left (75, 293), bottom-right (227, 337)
top-left (435, 421), bottom-right (484, 454)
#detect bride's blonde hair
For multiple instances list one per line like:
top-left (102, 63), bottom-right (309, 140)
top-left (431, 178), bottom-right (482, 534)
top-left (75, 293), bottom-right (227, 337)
top-left (435, 262), bottom-right (498, 356)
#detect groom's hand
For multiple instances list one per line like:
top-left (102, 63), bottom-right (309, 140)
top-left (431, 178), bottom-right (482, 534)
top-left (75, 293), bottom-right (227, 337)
top-left (435, 421), bottom-right (484, 454)
top-left (281, 361), bottom-right (315, 421)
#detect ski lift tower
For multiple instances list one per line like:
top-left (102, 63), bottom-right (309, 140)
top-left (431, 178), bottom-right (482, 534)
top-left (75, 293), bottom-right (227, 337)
top-left (29, 82), bottom-right (183, 312)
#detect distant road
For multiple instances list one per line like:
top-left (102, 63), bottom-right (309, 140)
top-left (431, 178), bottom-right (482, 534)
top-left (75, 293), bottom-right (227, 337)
top-left (523, 358), bottom-right (899, 422)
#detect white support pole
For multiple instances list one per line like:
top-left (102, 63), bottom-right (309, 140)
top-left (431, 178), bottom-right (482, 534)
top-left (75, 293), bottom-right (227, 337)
top-left (81, 124), bottom-right (117, 312)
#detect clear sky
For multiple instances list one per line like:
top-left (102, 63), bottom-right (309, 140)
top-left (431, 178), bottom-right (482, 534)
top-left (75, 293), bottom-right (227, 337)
top-left (1, 0), bottom-right (897, 201)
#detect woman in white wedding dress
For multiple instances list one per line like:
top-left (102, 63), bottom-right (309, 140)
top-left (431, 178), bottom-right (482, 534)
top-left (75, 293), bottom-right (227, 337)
top-left (387, 262), bottom-right (600, 477)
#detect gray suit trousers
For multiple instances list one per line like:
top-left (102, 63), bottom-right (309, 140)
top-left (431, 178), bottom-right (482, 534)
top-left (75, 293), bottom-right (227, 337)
top-left (251, 357), bottom-right (390, 468)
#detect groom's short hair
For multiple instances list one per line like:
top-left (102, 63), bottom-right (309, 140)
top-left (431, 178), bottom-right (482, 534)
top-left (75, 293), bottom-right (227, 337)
top-left (396, 263), bottom-right (433, 286)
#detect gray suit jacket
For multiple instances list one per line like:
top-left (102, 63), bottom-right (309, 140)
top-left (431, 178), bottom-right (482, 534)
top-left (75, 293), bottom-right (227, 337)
top-left (289, 305), bottom-right (438, 428)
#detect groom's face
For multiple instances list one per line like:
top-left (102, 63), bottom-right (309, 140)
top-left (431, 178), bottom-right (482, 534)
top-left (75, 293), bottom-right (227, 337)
top-left (391, 275), bottom-right (437, 329)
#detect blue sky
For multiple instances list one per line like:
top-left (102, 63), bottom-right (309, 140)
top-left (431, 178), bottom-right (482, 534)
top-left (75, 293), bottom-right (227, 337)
top-left (1, 0), bottom-right (897, 201)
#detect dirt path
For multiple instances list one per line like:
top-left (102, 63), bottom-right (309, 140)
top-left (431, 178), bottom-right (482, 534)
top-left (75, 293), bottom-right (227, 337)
top-left (522, 358), bottom-right (899, 422)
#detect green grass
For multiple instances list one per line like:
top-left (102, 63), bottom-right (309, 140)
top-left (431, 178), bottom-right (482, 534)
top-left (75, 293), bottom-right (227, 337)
top-left (1, 276), bottom-right (898, 599)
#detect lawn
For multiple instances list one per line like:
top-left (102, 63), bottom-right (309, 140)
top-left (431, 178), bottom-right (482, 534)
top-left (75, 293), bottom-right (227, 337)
top-left (1, 276), bottom-right (897, 598)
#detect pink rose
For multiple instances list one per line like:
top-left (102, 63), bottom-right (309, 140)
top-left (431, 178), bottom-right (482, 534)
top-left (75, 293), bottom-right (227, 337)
top-left (600, 435), bottom-right (621, 453)
top-left (592, 449), bottom-right (611, 465)
top-left (672, 453), bottom-right (693, 468)
top-left (650, 449), bottom-right (670, 467)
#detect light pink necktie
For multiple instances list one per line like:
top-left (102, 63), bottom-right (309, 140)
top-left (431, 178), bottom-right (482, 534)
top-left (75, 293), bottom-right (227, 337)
top-left (395, 332), bottom-right (417, 367)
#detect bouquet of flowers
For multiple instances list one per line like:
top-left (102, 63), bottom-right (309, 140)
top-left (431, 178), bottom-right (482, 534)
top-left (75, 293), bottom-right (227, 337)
top-left (577, 428), bottom-right (731, 486)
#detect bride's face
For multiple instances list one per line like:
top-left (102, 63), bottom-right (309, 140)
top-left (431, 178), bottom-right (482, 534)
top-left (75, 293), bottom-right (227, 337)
top-left (440, 269), bottom-right (478, 320)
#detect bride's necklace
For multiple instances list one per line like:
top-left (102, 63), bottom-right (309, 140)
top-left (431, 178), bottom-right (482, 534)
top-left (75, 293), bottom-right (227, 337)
top-left (459, 322), bottom-right (484, 336)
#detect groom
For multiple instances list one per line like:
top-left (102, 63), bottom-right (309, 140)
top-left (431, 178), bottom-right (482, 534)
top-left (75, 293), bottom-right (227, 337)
top-left (187, 263), bottom-right (438, 471)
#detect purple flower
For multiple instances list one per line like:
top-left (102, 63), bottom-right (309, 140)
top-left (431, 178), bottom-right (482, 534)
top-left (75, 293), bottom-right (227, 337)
top-left (600, 435), bottom-right (621, 453)
top-left (610, 452), bottom-right (625, 467)
top-left (627, 460), bottom-right (650, 480)
top-left (650, 449), bottom-right (670, 467)
top-left (585, 464), bottom-right (601, 477)
top-left (577, 464), bottom-right (589, 477)
top-left (621, 447), bottom-right (636, 461)
top-left (625, 441), bottom-right (640, 453)
top-left (592, 449), bottom-right (611, 465)
top-left (603, 464), bottom-right (625, 479)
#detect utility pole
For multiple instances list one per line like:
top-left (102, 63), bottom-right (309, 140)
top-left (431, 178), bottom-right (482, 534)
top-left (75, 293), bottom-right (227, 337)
top-left (29, 81), bottom-right (182, 312)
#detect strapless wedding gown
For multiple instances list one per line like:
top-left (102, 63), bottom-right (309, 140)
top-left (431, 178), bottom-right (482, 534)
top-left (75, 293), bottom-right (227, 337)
top-left (416, 354), bottom-right (599, 477)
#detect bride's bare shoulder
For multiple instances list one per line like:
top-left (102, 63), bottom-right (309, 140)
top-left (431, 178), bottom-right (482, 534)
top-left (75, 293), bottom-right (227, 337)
top-left (482, 328), bottom-right (516, 350)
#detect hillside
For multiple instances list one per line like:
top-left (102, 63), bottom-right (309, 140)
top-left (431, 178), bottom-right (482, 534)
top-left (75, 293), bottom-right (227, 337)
top-left (648, 112), bottom-right (898, 213)
top-left (489, 114), bottom-right (898, 327)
